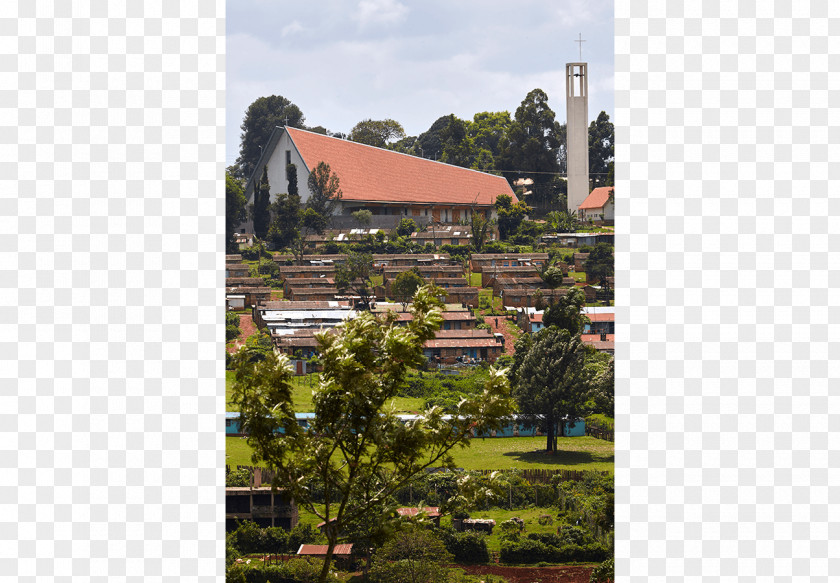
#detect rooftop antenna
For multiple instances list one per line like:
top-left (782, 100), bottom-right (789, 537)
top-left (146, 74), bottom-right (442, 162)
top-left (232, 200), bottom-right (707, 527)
top-left (574, 33), bottom-right (586, 61)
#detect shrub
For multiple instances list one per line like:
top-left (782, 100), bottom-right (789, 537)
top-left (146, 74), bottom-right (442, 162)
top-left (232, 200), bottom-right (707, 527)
top-left (226, 324), bottom-right (241, 342)
top-left (589, 557), bottom-right (614, 583)
top-left (438, 528), bottom-right (489, 564)
top-left (538, 514), bottom-right (554, 526)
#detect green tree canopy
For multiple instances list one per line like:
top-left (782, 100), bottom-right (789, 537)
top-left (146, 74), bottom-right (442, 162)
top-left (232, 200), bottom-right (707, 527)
top-left (369, 525), bottom-right (453, 583)
top-left (439, 114), bottom-right (476, 168)
top-left (494, 194), bottom-right (531, 241)
top-left (334, 251), bottom-right (375, 310)
top-left (390, 268), bottom-right (425, 310)
top-left (583, 242), bottom-right (614, 288)
top-left (588, 111), bottom-right (614, 189)
top-left (542, 287), bottom-right (589, 335)
top-left (497, 89), bottom-right (563, 214)
top-left (230, 286), bottom-right (515, 583)
top-left (236, 95), bottom-right (305, 181)
top-left (305, 161), bottom-right (343, 234)
top-left (349, 118), bottom-right (406, 148)
top-left (226, 170), bottom-right (247, 253)
top-left (395, 217), bottom-right (417, 238)
top-left (513, 327), bottom-right (593, 452)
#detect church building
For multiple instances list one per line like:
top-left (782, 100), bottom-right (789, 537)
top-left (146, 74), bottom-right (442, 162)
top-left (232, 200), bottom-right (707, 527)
top-left (241, 126), bottom-right (517, 230)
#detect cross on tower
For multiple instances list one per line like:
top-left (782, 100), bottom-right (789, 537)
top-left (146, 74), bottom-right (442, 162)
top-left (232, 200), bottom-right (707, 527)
top-left (574, 33), bottom-right (586, 61)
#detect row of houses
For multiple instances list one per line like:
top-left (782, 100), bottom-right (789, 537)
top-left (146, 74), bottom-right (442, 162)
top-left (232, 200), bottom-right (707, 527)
top-left (515, 307), bottom-right (615, 354)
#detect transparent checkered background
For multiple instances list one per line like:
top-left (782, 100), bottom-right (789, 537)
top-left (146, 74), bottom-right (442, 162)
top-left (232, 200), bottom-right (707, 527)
top-left (615, 2), bottom-right (839, 582)
top-left (3, 1), bottom-right (838, 581)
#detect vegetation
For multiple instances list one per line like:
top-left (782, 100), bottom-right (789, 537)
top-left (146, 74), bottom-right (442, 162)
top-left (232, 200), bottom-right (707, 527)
top-left (226, 171), bottom-right (247, 253)
top-left (235, 94), bottom-right (305, 181)
top-left (229, 286), bottom-right (515, 583)
top-left (390, 268), bottom-right (425, 310)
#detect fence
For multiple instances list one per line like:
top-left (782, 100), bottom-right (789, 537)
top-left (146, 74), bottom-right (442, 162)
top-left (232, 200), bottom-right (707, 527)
top-left (471, 468), bottom-right (609, 484)
top-left (585, 424), bottom-right (614, 442)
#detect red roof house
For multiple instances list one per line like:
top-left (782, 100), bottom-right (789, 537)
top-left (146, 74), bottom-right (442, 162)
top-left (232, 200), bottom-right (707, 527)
top-left (578, 186), bottom-right (614, 222)
top-left (242, 127), bottom-right (517, 229)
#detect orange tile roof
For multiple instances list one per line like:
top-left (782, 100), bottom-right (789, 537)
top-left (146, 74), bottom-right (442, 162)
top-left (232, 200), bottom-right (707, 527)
top-left (298, 544), bottom-right (353, 556)
top-left (287, 127), bottom-right (516, 207)
top-left (578, 186), bottom-right (614, 210)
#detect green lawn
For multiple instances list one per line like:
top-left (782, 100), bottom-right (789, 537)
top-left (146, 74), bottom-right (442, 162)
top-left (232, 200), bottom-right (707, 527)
top-left (226, 435), bottom-right (613, 473)
top-left (469, 272), bottom-right (482, 287)
top-left (226, 370), bottom-right (425, 414)
top-left (441, 507), bottom-right (561, 553)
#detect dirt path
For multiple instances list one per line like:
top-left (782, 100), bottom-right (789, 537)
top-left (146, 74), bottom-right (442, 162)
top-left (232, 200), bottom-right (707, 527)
top-left (486, 315), bottom-right (519, 355)
top-left (227, 313), bottom-right (258, 354)
top-left (455, 563), bottom-right (595, 583)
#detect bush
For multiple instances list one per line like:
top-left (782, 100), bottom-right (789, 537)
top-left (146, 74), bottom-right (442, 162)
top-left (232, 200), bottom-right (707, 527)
top-left (438, 528), bottom-right (489, 564)
top-left (226, 558), bottom-right (323, 583)
top-left (589, 557), bottom-right (614, 582)
top-left (227, 324), bottom-right (241, 342)
top-left (538, 514), bottom-right (554, 526)
top-left (226, 311), bottom-right (242, 326)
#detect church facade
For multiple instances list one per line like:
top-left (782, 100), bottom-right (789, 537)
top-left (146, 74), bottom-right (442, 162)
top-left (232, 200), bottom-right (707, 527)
top-left (241, 126), bottom-right (517, 231)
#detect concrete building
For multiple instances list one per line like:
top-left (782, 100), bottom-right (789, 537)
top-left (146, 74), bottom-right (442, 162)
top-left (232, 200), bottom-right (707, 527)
top-left (566, 62), bottom-right (589, 213)
top-left (225, 487), bottom-right (298, 531)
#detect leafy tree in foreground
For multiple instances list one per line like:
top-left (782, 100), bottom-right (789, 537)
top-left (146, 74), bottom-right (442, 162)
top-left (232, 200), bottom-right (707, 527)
top-left (230, 286), bottom-right (515, 583)
top-left (390, 268), bottom-right (425, 310)
top-left (513, 327), bottom-right (592, 452)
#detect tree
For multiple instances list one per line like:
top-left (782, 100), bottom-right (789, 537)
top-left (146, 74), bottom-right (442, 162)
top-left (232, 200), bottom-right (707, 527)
top-left (415, 115), bottom-right (451, 160)
top-left (395, 217), bottom-right (417, 238)
top-left (351, 209), bottom-right (373, 230)
top-left (230, 286), bottom-right (515, 583)
top-left (540, 266), bottom-right (566, 289)
top-left (589, 357), bottom-right (614, 417)
top-left (390, 268), bottom-right (425, 310)
top-left (349, 118), bottom-right (406, 148)
top-left (494, 194), bottom-right (531, 241)
top-left (253, 165), bottom-right (271, 240)
top-left (236, 95), bottom-right (305, 181)
top-left (514, 327), bottom-right (593, 452)
top-left (267, 191), bottom-right (302, 250)
top-left (542, 287), bottom-right (589, 335)
top-left (583, 242), bottom-right (614, 288)
top-left (226, 170), bottom-right (247, 253)
top-left (334, 251), bottom-right (375, 310)
top-left (497, 89), bottom-right (563, 214)
top-left (469, 111), bottom-right (512, 164)
top-left (369, 526), bottom-right (453, 583)
top-left (469, 208), bottom-right (492, 252)
top-left (439, 114), bottom-right (476, 168)
top-left (306, 161), bottom-right (343, 233)
top-left (588, 111), bottom-right (614, 189)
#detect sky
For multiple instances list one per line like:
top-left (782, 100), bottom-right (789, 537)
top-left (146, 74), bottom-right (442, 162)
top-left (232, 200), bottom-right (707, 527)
top-left (226, 0), bottom-right (614, 167)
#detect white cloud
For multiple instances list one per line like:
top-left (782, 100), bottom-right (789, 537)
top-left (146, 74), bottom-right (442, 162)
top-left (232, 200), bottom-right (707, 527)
top-left (281, 21), bottom-right (304, 37)
top-left (354, 0), bottom-right (409, 28)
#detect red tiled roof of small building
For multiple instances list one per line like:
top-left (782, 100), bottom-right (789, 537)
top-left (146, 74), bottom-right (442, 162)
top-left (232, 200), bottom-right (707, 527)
top-left (578, 186), bottom-right (614, 210)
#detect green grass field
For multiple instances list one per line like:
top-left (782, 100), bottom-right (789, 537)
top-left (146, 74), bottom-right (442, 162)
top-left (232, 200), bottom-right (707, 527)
top-left (226, 435), bottom-right (613, 473)
top-left (226, 370), bottom-right (425, 414)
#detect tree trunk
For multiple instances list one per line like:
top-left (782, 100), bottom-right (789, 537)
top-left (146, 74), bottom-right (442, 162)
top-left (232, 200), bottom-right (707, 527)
top-left (545, 420), bottom-right (554, 452)
top-left (318, 537), bottom-right (336, 583)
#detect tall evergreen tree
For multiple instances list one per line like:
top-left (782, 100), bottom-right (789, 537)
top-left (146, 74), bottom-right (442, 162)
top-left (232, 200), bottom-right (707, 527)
top-left (588, 111), bottom-right (614, 188)
top-left (497, 89), bottom-right (563, 215)
top-left (236, 95), bottom-right (305, 181)
top-left (252, 165), bottom-right (271, 240)
top-left (225, 170), bottom-right (247, 253)
top-left (513, 327), bottom-right (593, 452)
